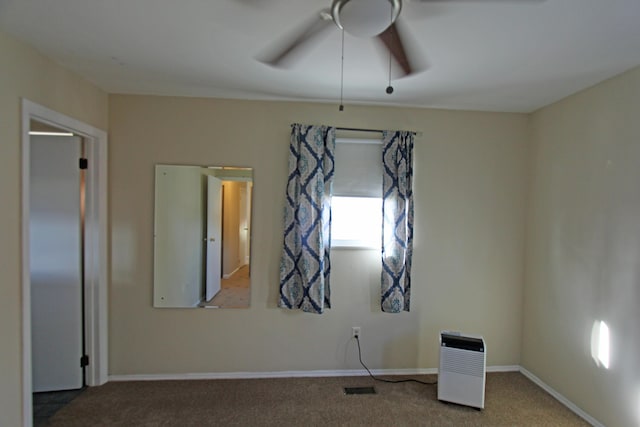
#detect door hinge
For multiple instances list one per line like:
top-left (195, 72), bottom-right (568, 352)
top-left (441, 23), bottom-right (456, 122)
top-left (80, 354), bottom-right (89, 368)
top-left (79, 157), bottom-right (88, 170)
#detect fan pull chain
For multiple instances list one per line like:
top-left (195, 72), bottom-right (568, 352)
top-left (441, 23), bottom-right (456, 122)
top-left (339, 28), bottom-right (345, 111)
top-left (386, 5), bottom-right (394, 95)
top-left (386, 49), bottom-right (393, 94)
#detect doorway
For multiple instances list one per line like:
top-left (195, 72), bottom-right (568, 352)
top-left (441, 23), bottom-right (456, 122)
top-left (21, 100), bottom-right (108, 427)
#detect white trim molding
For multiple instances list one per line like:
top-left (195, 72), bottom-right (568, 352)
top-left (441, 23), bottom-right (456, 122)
top-left (21, 99), bottom-right (109, 427)
top-left (110, 368), bottom-right (437, 382)
top-left (109, 365), bottom-right (520, 382)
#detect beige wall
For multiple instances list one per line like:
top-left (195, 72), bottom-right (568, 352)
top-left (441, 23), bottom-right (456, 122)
top-left (523, 66), bottom-right (640, 426)
top-left (0, 30), bottom-right (108, 426)
top-left (109, 94), bottom-right (528, 375)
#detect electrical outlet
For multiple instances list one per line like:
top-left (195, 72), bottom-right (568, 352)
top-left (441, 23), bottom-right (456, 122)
top-left (352, 327), bottom-right (361, 339)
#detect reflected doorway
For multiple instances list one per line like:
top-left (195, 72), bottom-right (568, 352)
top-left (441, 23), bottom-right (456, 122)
top-left (204, 179), bottom-right (252, 308)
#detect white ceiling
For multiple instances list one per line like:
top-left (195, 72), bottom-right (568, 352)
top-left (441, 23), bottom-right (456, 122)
top-left (1, 0), bottom-right (639, 113)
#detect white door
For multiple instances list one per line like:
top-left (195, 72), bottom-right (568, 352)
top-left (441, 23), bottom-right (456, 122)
top-left (206, 176), bottom-right (223, 301)
top-left (30, 135), bottom-right (84, 392)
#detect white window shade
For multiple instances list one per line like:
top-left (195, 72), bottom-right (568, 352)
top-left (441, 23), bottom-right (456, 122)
top-left (332, 139), bottom-right (383, 197)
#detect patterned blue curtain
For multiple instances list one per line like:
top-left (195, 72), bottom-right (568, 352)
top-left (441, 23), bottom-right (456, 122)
top-left (381, 131), bottom-right (414, 313)
top-left (279, 124), bottom-right (336, 314)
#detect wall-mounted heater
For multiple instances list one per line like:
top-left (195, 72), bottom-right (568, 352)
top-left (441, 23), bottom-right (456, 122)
top-left (438, 331), bottom-right (486, 409)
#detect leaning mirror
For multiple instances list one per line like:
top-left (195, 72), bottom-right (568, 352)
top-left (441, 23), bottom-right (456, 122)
top-left (153, 165), bottom-right (252, 308)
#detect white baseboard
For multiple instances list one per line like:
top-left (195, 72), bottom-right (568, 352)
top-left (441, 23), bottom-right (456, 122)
top-left (109, 365), bottom-right (600, 426)
top-left (223, 265), bottom-right (241, 279)
top-left (108, 365), bottom-right (520, 383)
top-left (109, 368), bottom-right (435, 382)
top-left (487, 365), bottom-right (520, 373)
top-left (519, 367), bottom-right (604, 427)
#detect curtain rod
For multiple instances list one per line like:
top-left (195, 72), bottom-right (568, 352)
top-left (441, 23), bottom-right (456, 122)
top-left (336, 126), bottom-right (421, 136)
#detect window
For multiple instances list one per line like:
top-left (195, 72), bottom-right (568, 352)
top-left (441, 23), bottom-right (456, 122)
top-left (331, 137), bottom-right (383, 248)
top-left (331, 196), bottom-right (381, 248)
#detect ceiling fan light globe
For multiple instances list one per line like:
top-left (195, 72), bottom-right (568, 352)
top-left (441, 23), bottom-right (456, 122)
top-left (333, 0), bottom-right (401, 38)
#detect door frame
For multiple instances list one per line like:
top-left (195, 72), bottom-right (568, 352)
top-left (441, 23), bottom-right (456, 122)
top-left (21, 99), bottom-right (108, 427)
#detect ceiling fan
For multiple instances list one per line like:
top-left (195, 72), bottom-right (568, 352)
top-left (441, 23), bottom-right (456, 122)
top-left (257, 0), bottom-right (545, 78)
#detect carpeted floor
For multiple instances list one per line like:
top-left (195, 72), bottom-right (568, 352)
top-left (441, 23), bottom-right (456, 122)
top-left (205, 265), bottom-right (250, 308)
top-left (33, 388), bottom-right (85, 426)
top-left (47, 372), bottom-right (589, 426)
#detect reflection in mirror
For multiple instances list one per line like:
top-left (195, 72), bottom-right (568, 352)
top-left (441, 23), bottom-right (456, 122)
top-left (153, 165), bottom-right (252, 308)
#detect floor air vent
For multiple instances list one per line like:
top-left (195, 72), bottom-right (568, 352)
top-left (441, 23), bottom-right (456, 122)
top-left (343, 387), bottom-right (376, 395)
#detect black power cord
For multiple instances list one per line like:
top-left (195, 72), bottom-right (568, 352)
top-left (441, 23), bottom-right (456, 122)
top-left (355, 335), bottom-right (437, 386)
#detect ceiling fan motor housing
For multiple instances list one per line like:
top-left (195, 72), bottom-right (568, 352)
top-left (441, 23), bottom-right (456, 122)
top-left (332, 0), bottom-right (402, 37)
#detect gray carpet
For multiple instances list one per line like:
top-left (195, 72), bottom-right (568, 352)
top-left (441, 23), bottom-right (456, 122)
top-left (33, 388), bottom-right (85, 427)
top-left (47, 372), bottom-right (589, 426)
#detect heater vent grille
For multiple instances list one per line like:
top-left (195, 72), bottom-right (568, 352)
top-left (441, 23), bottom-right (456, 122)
top-left (441, 347), bottom-right (485, 378)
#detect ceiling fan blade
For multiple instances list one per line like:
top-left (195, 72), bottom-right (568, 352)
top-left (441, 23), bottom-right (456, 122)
top-left (231, 0), bottom-right (267, 7)
top-left (257, 10), bottom-right (335, 68)
top-left (376, 21), bottom-right (424, 77)
top-left (410, 0), bottom-right (545, 3)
